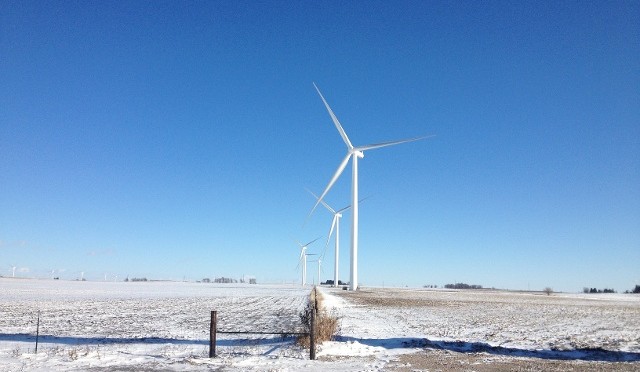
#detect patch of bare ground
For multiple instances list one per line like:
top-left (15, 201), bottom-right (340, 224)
top-left (338, 288), bottom-right (462, 308)
top-left (388, 349), bottom-right (640, 371)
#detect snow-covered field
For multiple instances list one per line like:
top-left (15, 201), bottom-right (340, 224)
top-left (1, 278), bottom-right (639, 371)
top-left (324, 287), bottom-right (640, 365)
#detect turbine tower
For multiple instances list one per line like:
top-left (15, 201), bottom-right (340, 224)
top-left (307, 257), bottom-right (322, 285)
top-left (310, 83), bottom-right (431, 291)
top-left (295, 238), bottom-right (320, 286)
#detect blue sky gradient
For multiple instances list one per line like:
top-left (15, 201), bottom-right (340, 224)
top-left (1, 1), bottom-right (638, 292)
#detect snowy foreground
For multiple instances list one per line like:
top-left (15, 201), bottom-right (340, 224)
top-left (1, 278), bottom-right (639, 371)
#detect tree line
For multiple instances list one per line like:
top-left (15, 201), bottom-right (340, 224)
top-left (444, 283), bottom-right (483, 289)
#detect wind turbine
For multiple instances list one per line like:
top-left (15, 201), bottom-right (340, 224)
top-left (310, 83), bottom-right (432, 291)
top-left (11, 265), bottom-right (16, 278)
top-left (295, 238), bottom-right (320, 286)
top-left (306, 188), bottom-right (360, 288)
top-left (307, 257), bottom-right (323, 285)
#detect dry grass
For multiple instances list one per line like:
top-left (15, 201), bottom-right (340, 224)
top-left (298, 287), bottom-right (340, 348)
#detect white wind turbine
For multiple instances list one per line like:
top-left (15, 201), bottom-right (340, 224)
top-left (295, 238), bottom-right (320, 286)
top-left (11, 265), bottom-right (16, 278)
top-left (307, 257), bottom-right (323, 285)
top-left (307, 188), bottom-right (360, 288)
top-left (310, 83), bottom-right (432, 291)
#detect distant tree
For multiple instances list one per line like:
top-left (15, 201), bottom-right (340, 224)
top-left (444, 283), bottom-right (483, 290)
top-left (633, 285), bottom-right (640, 294)
top-left (583, 287), bottom-right (589, 293)
top-left (587, 287), bottom-right (617, 294)
top-left (202, 278), bottom-right (211, 283)
top-left (249, 278), bottom-right (257, 284)
top-left (543, 287), bottom-right (553, 295)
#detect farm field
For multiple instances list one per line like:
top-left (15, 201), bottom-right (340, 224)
top-left (1, 278), bottom-right (639, 371)
top-left (323, 287), bottom-right (640, 370)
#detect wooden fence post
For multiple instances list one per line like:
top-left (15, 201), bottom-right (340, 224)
top-left (310, 293), bottom-right (316, 360)
top-left (209, 311), bottom-right (217, 358)
top-left (35, 311), bottom-right (40, 354)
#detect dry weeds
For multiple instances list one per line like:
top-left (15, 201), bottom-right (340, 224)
top-left (298, 287), bottom-right (340, 347)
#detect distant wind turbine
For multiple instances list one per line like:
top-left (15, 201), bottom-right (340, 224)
top-left (11, 265), bottom-right (16, 278)
top-left (307, 257), bottom-right (323, 285)
top-left (307, 188), bottom-right (366, 288)
top-left (306, 254), bottom-right (318, 284)
top-left (310, 83), bottom-right (432, 291)
top-left (295, 238), bottom-right (320, 286)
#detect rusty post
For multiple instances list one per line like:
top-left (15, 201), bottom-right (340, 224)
top-left (209, 310), bottom-right (217, 358)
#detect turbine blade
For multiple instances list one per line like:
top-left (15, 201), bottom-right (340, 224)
top-left (355, 134), bottom-right (435, 152)
top-left (304, 236), bottom-right (322, 247)
top-left (292, 237), bottom-right (304, 248)
top-left (335, 195), bottom-right (370, 214)
top-left (306, 187), bottom-right (337, 214)
top-left (321, 216), bottom-right (338, 260)
top-left (336, 205), bottom-right (351, 214)
top-left (296, 254), bottom-right (302, 270)
top-left (320, 199), bottom-right (336, 214)
top-left (309, 153), bottom-right (351, 217)
top-left (313, 82), bottom-right (354, 150)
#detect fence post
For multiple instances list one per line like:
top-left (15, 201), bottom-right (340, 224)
top-left (35, 311), bottom-right (40, 354)
top-left (209, 311), bottom-right (217, 358)
top-left (310, 291), bottom-right (316, 360)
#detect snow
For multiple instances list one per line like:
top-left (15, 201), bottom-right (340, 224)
top-left (317, 287), bottom-right (640, 363)
top-left (1, 278), bottom-right (639, 371)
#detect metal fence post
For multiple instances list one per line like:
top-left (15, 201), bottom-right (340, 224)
top-left (209, 311), bottom-right (217, 358)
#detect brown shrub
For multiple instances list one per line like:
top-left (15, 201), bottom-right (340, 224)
top-left (298, 287), bottom-right (340, 348)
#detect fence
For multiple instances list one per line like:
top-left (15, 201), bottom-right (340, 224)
top-left (209, 288), bottom-right (317, 360)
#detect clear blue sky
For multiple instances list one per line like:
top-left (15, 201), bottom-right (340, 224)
top-left (1, 1), bottom-right (638, 292)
